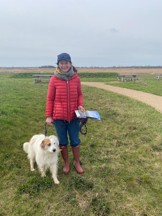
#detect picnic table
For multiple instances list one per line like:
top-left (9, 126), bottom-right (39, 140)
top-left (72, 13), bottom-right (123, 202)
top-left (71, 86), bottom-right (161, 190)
top-left (33, 74), bottom-right (52, 83)
top-left (117, 74), bottom-right (138, 82)
top-left (155, 74), bottom-right (162, 80)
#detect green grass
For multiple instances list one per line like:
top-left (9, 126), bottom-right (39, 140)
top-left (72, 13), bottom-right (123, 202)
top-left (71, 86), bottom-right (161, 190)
top-left (1, 73), bottom-right (162, 216)
top-left (107, 74), bottom-right (162, 96)
top-left (79, 72), bottom-right (162, 96)
top-left (78, 72), bottom-right (118, 82)
top-left (11, 72), bottom-right (162, 96)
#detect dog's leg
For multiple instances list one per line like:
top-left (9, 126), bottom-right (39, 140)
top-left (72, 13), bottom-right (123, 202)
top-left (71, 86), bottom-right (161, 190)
top-left (29, 158), bottom-right (35, 171)
top-left (50, 165), bottom-right (59, 184)
top-left (39, 166), bottom-right (46, 177)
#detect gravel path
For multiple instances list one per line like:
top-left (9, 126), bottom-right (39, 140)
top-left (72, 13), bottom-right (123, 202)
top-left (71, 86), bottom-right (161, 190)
top-left (82, 82), bottom-right (162, 114)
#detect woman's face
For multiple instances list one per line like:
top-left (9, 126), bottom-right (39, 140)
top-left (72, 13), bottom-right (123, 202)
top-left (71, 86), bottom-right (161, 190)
top-left (58, 61), bottom-right (71, 72)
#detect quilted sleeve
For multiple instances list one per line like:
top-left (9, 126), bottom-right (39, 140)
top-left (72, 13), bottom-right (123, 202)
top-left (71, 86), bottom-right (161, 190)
top-left (45, 77), bottom-right (55, 117)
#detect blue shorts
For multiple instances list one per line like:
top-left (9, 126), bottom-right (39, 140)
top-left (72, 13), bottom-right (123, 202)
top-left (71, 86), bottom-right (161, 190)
top-left (53, 119), bottom-right (80, 147)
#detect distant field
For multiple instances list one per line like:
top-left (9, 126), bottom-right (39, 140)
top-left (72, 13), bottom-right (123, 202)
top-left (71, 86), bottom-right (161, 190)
top-left (0, 67), bottom-right (162, 74)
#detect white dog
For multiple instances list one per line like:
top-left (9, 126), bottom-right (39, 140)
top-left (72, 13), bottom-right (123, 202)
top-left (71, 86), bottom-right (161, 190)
top-left (23, 134), bottom-right (60, 184)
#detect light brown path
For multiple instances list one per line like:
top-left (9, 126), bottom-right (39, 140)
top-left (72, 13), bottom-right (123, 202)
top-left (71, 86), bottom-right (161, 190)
top-left (82, 82), bottom-right (162, 113)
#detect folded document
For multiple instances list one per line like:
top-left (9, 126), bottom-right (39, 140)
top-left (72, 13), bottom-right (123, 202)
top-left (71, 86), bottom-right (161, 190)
top-left (75, 110), bottom-right (101, 120)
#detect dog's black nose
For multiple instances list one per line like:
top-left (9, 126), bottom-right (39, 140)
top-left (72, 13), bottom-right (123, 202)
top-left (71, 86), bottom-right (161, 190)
top-left (53, 149), bottom-right (56, 152)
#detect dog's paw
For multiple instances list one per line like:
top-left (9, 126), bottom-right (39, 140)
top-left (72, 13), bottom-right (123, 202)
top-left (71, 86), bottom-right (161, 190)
top-left (54, 179), bottom-right (60, 184)
top-left (31, 168), bottom-right (35, 172)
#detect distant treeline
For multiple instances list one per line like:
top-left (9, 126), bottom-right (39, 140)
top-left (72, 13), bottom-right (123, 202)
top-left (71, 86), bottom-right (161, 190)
top-left (77, 66), bottom-right (162, 69)
top-left (39, 65), bottom-right (55, 68)
top-left (40, 66), bottom-right (162, 69)
top-left (1, 66), bottom-right (162, 69)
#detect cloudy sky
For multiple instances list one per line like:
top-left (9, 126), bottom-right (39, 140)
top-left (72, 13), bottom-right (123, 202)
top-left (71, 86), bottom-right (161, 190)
top-left (0, 0), bottom-right (162, 67)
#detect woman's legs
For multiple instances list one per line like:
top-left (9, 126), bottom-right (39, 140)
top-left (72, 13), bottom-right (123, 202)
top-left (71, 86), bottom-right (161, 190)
top-left (54, 119), bottom-right (84, 174)
top-left (53, 120), bottom-right (70, 174)
top-left (68, 119), bottom-right (84, 174)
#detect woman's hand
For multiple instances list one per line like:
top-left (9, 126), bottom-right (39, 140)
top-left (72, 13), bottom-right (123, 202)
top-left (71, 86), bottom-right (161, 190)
top-left (46, 117), bottom-right (53, 125)
top-left (78, 105), bottom-right (85, 112)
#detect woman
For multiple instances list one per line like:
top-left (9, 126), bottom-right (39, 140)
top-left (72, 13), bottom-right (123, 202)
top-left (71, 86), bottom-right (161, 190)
top-left (46, 53), bottom-right (84, 174)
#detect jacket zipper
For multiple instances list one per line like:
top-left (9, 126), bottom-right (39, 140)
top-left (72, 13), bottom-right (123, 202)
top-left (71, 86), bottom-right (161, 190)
top-left (67, 80), bottom-right (70, 122)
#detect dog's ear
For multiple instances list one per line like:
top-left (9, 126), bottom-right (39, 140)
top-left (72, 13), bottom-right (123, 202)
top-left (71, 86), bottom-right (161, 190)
top-left (51, 136), bottom-right (59, 145)
top-left (55, 137), bottom-right (59, 146)
top-left (41, 140), bottom-right (46, 149)
top-left (41, 138), bottom-right (51, 149)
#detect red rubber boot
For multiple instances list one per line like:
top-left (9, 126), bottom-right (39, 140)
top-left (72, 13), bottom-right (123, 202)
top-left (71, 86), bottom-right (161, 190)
top-left (60, 145), bottom-right (70, 174)
top-left (71, 145), bottom-right (84, 174)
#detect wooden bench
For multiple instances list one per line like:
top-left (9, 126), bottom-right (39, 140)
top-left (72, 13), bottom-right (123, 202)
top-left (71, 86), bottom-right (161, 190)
top-left (33, 74), bottom-right (52, 83)
top-left (118, 74), bottom-right (138, 82)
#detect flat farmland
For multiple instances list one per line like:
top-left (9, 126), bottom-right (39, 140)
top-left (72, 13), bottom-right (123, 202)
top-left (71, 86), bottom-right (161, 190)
top-left (0, 67), bottom-right (162, 74)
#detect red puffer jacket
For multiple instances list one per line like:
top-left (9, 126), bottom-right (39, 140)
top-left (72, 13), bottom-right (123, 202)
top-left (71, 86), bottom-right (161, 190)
top-left (46, 73), bottom-right (83, 121)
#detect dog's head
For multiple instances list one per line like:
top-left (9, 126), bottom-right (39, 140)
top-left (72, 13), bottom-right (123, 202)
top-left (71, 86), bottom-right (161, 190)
top-left (41, 135), bottom-right (60, 153)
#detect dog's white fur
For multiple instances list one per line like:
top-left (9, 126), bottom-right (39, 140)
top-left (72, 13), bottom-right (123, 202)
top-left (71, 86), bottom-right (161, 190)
top-left (23, 134), bottom-right (60, 184)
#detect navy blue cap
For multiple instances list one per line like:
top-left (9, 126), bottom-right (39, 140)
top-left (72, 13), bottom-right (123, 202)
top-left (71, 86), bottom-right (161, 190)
top-left (57, 53), bottom-right (71, 64)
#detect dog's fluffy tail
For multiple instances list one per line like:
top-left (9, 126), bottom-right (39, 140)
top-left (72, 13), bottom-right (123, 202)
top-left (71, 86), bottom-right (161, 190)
top-left (23, 142), bottom-right (29, 154)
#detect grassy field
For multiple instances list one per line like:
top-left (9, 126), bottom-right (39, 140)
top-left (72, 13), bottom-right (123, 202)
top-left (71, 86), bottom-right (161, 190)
top-left (1, 72), bottom-right (162, 216)
top-left (106, 74), bottom-right (162, 96)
